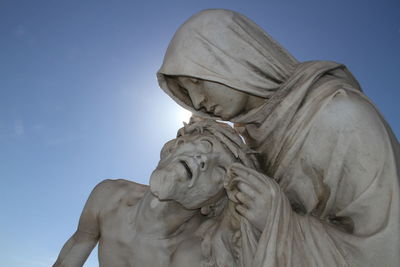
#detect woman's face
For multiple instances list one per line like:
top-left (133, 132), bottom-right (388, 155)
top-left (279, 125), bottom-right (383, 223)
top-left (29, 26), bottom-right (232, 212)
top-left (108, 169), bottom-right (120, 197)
top-left (177, 77), bottom-right (249, 120)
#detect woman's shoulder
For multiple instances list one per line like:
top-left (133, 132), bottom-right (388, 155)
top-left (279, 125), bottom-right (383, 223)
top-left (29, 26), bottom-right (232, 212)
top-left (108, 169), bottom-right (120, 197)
top-left (306, 87), bottom-right (392, 165)
top-left (305, 88), bottom-right (394, 188)
top-left (316, 88), bottom-right (387, 136)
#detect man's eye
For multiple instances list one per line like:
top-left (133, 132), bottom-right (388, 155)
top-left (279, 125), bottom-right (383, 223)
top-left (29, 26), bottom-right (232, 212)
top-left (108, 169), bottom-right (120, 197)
top-left (218, 165), bottom-right (226, 172)
top-left (200, 139), bottom-right (213, 153)
top-left (200, 139), bottom-right (213, 146)
top-left (180, 160), bottom-right (193, 180)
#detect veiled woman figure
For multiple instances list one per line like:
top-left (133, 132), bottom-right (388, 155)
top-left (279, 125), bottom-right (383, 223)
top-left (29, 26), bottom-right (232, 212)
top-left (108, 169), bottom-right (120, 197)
top-left (157, 9), bottom-right (400, 267)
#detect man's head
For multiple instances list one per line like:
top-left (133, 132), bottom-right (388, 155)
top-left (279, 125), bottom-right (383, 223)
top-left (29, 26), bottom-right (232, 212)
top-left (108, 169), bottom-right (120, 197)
top-left (150, 118), bottom-right (257, 209)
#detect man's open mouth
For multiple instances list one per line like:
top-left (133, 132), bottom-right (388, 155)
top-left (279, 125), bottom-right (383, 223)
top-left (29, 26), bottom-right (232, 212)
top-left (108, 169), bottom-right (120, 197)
top-left (179, 160), bottom-right (193, 180)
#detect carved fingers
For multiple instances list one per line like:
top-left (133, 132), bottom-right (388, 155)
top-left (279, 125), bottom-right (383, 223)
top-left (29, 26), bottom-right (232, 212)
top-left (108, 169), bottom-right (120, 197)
top-left (235, 189), bottom-right (254, 206)
top-left (225, 162), bottom-right (280, 231)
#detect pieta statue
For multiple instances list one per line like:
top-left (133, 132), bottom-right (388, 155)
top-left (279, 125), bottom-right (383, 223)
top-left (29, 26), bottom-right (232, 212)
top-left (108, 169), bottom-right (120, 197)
top-left (54, 9), bottom-right (400, 267)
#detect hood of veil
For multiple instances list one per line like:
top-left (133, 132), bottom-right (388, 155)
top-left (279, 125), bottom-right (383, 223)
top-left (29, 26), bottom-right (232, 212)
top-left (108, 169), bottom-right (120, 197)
top-left (157, 9), bottom-right (299, 120)
top-left (157, 9), bottom-right (360, 123)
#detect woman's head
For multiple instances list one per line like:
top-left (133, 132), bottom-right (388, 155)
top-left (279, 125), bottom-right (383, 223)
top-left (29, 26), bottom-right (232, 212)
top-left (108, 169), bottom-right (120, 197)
top-left (158, 9), bottom-right (299, 120)
top-left (175, 77), bottom-right (250, 120)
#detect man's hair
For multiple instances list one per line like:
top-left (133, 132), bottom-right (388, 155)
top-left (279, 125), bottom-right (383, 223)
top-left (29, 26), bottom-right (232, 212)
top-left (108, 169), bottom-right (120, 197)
top-left (174, 116), bottom-right (259, 170)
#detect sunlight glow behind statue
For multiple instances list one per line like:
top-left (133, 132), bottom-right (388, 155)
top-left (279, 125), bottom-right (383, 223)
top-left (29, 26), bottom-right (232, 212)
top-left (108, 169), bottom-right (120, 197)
top-left (178, 106), bottom-right (192, 123)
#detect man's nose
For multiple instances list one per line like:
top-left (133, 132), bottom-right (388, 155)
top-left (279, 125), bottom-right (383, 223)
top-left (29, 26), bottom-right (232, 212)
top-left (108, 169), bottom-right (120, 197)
top-left (194, 154), bottom-right (208, 172)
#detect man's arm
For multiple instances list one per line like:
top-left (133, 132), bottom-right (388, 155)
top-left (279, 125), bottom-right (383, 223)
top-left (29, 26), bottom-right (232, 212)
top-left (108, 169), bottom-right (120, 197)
top-left (52, 230), bottom-right (98, 267)
top-left (53, 180), bottom-right (108, 267)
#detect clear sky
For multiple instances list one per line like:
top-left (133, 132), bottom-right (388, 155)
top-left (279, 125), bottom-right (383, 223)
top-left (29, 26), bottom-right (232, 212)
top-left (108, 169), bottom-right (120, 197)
top-left (1, 0), bottom-right (399, 266)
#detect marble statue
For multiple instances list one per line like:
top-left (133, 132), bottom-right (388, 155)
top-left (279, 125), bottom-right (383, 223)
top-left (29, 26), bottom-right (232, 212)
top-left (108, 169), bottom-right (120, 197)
top-left (54, 8), bottom-right (400, 267)
top-left (157, 8), bottom-right (400, 267)
top-left (53, 118), bottom-right (261, 267)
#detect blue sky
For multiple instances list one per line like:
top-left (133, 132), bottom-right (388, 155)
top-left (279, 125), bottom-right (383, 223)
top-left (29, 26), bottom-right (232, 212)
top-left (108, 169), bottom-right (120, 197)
top-left (0, 1), bottom-right (399, 266)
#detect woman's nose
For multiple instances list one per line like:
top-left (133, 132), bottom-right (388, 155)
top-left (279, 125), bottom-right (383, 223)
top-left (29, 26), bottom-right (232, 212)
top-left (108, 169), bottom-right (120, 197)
top-left (188, 88), bottom-right (206, 109)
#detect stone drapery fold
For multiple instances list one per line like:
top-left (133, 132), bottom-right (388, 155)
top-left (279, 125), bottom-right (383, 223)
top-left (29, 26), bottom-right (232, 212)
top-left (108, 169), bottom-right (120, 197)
top-left (158, 9), bottom-right (400, 266)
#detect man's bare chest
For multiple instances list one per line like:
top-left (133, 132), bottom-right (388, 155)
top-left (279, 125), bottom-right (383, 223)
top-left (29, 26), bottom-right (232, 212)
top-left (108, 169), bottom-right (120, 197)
top-left (97, 203), bottom-right (204, 267)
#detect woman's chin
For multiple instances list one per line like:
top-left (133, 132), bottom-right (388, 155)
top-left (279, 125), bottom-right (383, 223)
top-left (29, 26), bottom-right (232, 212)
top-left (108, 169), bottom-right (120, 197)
top-left (214, 111), bottom-right (229, 121)
top-left (219, 114), bottom-right (232, 121)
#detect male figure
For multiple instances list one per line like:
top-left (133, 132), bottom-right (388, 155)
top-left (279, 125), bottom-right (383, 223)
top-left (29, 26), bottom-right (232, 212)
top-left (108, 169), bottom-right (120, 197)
top-left (53, 119), bottom-right (258, 267)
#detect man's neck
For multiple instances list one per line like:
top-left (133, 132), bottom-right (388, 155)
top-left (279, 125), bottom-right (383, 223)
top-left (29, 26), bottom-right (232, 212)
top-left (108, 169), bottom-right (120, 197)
top-left (134, 191), bottom-right (200, 238)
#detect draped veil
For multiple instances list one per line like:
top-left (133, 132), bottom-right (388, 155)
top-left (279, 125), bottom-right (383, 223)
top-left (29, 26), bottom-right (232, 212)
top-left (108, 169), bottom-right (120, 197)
top-left (158, 9), bottom-right (400, 267)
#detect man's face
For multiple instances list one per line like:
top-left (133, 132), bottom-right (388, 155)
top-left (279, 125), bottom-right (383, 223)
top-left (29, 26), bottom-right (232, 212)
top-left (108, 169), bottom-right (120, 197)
top-left (150, 134), bottom-right (233, 209)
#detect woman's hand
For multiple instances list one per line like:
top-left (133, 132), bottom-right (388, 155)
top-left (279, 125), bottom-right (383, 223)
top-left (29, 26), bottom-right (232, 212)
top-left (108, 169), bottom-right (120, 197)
top-left (225, 163), bottom-right (281, 232)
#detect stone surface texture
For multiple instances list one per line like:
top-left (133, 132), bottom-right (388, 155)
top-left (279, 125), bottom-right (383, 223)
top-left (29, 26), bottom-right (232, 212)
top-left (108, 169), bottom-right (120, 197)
top-left (54, 9), bottom-right (400, 267)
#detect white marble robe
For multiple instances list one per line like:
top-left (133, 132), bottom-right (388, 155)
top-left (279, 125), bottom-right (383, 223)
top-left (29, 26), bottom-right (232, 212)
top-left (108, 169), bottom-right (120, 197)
top-left (157, 9), bottom-right (400, 266)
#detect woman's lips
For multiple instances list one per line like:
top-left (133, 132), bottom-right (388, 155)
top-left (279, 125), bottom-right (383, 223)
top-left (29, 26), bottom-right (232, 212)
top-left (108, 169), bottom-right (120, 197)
top-left (204, 104), bottom-right (222, 116)
top-left (207, 104), bottom-right (217, 113)
top-left (214, 106), bottom-right (222, 115)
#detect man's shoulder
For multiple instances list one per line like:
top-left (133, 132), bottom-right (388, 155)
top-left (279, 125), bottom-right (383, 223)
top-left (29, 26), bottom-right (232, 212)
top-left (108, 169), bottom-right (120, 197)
top-left (89, 179), bottom-right (149, 209)
top-left (95, 179), bottom-right (148, 193)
